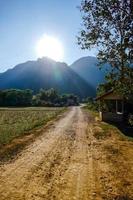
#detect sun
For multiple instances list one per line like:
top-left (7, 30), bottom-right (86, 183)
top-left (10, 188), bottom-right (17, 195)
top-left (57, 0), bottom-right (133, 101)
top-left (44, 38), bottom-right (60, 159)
top-left (36, 34), bottom-right (64, 61)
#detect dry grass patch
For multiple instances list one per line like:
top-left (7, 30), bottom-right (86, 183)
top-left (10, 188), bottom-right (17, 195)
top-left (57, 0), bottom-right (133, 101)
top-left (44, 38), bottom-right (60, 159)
top-left (0, 107), bottom-right (64, 146)
top-left (93, 122), bottom-right (113, 140)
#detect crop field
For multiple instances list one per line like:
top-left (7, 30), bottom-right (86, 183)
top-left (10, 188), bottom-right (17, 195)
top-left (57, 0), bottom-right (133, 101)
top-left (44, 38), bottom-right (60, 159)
top-left (0, 107), bottom-right (64, 146)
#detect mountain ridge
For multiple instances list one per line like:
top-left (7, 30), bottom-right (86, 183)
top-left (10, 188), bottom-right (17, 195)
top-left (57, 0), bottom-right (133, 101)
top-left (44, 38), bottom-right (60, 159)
top-left (0, 56), bottom-right (107, 98)
top-left (70, 56), bottom-right (106, 91)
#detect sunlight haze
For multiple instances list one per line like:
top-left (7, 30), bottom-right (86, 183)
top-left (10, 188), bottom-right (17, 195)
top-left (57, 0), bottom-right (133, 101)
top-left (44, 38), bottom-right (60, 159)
top-left (36, 35), bottom-right (64, 61)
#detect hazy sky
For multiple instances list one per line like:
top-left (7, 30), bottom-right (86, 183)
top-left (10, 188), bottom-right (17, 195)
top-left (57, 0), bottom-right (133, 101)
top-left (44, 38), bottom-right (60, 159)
top-left (0, 0), bottom-right (97, 72)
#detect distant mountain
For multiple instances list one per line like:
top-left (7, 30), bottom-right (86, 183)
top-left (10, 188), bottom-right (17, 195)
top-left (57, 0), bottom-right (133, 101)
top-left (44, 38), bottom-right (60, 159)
top-left (70, 56), bottom-right (107, 92)
top-left (0, 57), bottom-right (95, 98)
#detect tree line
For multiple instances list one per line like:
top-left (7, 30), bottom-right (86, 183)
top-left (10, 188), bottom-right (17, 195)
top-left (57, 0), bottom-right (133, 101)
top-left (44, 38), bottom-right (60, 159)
top-left (0, 88), bottom-right (79, 107)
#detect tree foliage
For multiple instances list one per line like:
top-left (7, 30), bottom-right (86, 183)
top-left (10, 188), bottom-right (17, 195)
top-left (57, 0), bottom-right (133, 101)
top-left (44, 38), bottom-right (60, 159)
top-left (78, 0), bottom-right (133, 97)
top-left (0, 88), bottom-right (79, 107)
top-left (96, 82), bottom-right (113, 96)
top-left (0, 89), bottom-right (33, 106)
top-left (32, 89), bottom-right (79, 107)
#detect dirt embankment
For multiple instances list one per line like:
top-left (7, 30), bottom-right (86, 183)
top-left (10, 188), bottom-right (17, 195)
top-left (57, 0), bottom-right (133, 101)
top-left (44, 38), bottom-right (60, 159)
top-left (0, 107), bottom-right (133, 200)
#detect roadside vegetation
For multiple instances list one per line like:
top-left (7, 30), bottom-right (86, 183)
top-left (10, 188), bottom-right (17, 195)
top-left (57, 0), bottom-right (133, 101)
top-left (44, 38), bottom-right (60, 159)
top-left (83, 97), bottom-right (98, 111)
top-left (0, 107), bottom-right (65, 146)
top-left (82, 97), bottom-right (99, 118)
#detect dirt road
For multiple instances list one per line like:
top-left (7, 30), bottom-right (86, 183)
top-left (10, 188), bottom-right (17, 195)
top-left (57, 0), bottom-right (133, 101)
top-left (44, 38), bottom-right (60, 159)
top-left (0, 107), bottom-right (133, 200)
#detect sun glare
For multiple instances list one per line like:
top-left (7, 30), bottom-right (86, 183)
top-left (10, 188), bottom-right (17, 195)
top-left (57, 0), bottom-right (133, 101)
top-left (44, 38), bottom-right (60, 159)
top-left (36, 35), bottom-right (64, 61)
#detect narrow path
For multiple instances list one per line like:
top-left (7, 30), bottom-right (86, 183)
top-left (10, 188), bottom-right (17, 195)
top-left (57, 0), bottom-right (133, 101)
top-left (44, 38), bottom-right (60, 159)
top-left (0, 106), bottom-right (133, 200)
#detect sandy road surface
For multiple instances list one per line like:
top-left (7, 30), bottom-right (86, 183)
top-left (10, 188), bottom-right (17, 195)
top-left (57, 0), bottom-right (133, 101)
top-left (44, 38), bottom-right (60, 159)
top-left (0, 107), bottom-right (133, 200)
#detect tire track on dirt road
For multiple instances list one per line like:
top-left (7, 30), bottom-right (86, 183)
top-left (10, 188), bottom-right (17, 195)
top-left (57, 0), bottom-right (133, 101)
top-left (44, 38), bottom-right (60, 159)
top-left (55, 108), bottom-right (90, 200)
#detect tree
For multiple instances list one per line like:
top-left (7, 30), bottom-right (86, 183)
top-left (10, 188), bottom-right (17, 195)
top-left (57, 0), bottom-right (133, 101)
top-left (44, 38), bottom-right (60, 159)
top-left (97, 82), bottom-right (113, 96)
top-left (78, 0), bottom-right (133, 97)
top-left (39, 89), bottom-right (48, 101)
top-left (0, 89), bottom-right (33, 106)
top-left (38, 88), bottom-right (59, 105)
top-left (47, 88), bottom-right (59, 103)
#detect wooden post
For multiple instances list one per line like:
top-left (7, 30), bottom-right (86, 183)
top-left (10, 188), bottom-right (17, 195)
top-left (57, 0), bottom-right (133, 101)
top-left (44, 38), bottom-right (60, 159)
top-left (99, 100), bottom-right (101, 112)
top-left (99, 100), bottom-right (102, 120)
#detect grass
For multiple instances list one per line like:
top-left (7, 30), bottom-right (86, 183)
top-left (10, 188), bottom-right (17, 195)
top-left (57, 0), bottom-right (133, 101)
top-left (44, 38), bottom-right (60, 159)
top-left (93, 123), bottom-right (112, 140)
top-left (0, 107), bottom-right (65, 146)
top-left (83, 104), bottom-right (99, 118)
top-left (100, 123), bottom-right (115, 132)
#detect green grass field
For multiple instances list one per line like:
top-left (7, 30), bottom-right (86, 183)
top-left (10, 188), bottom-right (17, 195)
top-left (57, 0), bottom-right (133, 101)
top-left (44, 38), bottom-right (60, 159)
top-left (0, 107), bottom-right (64, 146)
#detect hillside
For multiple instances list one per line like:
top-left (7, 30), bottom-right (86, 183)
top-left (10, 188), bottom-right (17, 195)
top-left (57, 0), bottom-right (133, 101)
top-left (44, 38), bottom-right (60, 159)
top-left (0, 57), bottom-right (95, 98)
top-left (70, 56), bottom-right (106, 91)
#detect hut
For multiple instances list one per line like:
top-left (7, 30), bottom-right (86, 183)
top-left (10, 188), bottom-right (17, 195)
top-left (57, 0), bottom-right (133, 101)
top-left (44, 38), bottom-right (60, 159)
top-left (95, 90), bottom-right (124, 122)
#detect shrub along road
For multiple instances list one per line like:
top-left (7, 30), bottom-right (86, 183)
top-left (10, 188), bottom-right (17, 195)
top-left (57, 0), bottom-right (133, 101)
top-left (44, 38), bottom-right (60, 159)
top-left (0, 106), bottom-right (133, 200)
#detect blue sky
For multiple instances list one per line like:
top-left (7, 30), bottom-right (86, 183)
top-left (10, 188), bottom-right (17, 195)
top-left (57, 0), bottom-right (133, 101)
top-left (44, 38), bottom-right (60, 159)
top-left (0, 0), bottom-right (97, 72)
